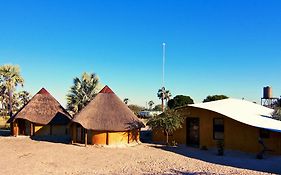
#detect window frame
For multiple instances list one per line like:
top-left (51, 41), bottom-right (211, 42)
top-left (213, 118), bottom-right (224, 140)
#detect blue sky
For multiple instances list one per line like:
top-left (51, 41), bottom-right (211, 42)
top-left (0, 0), bottom-right (280, 107)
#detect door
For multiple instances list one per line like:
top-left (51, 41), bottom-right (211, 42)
top-left (186, 118), bottom-right (200, 147)
top-left (18, 119), bottom-right (26, 135)
top-left (76, 125), bottom-right (85, 143)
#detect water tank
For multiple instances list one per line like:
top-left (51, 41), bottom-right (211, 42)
top-left (263, 86), bottom-right (272, 99)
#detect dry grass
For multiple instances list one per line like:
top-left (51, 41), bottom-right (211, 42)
top-left (0, 116), bottom-right (9, 129)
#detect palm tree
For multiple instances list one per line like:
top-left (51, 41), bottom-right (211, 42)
top-left (0, 65), bottom-right (24, 118)
top-left (157, 87), bottom-right (172, 112)
top-left (0, 82), bottom-right (7, 117)
top-left (123, 98), bottom-right (129, 105)
top-left (66, 72), bottom-right (99, 115)
top-left (13, 91), bottom-right (31, 112)
top-left (148, 100), bottom-right (154, 110)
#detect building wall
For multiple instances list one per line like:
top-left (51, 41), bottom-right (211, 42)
top-left (71, 124), bottom-right (140, 145)
top-left (12, 119), bottom-right (70, 137)
top-left (153, 107), bottom-right (281, 155)
top-left (34, 125), bottom-right (51, 136)
top-left (52, 125), bottom-right (68, 136)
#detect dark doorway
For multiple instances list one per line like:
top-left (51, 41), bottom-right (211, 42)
top-left (18, 119), bottom-right (26, 135)
top-left (186, 118), bottom-right (200, 147)
top-left (76, 125), bottom-right (85, 143)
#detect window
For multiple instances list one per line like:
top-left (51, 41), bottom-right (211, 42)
top-left (213, 118), bottom-right (224, 140)
top-left (260, 129), bottom-right (270, 139)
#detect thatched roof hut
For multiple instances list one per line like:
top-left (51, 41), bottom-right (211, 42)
top-left (72, 85), bottom-right (144, 131)
top-left (9, 88), bottom-right (72, 137)
top-left (9, 88), bottom-right (72, 124)
top-left (71, 85), bottom-right (144, 145)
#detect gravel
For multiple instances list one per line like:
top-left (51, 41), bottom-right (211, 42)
top-left (0, 136), bottom-right (280, 175)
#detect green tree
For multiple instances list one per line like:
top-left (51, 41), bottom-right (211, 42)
top-left (153, 104), bottom-right (162, 111)
top-left (13, 91), bottom-right (31, 112)
top-left (0, 82), bottom-right (8, 117)
top-left (0, 65), bottom-right (24, 118)
top-left (168, 95), bottom-right (194, 109)
top-left (203, 95), bottom-right (228, 103)
top-left (147, 109), bottom-right (183, 144)
top-left (157, 87), bottom-right (172, 112)
top-left (148, 100), bottom-right (154, 110)
top-left (123, 98), bottom-right (129, 105)
top-left (272, 98), bottom-right (281, 121)
top-left (128, 104), bottom-right (145, 116)
top-left (66, 72), bottom-right (99, 115)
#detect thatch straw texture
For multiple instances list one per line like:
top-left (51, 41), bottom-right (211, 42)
top-left (72, 86), bottom-right (144, 131)
top-left (9, 88), bottom-right (71, 125)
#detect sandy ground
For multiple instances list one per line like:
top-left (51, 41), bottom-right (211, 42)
top-left (0, 133), bottom-right (280, 175)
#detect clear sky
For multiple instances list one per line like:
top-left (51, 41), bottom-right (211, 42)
top-left (0, 0), bottom-right (280, 107)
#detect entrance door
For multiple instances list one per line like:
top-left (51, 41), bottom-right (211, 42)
top-left (76, 125), bottom-right (85, 143)
top-left (186, 118), bottom-right (200, 147)
top-left (18, 119), bottom-right (26, 135)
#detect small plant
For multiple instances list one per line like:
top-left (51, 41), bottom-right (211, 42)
top-left (217, 140), bottom-right (224, 156)
top-left (171, 140), bottom-right (177, 146)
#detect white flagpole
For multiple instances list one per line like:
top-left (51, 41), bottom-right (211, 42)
top-left (162, 42), bottom-right (166, 88)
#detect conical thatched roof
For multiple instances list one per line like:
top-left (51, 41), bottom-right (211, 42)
top-left (9, 88), bottom-right (72, 125)
top-left (72, 85), bottom-right (144, 131)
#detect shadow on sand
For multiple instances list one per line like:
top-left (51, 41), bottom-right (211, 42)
top-left (30, 135), bottom-right (71, 144)
top-left (0, 129), bottom-right (11, 137)
top-left (140, 130), bottom-right (153, 144)
top-left (151, 144), bottom-right (281, 174)
top-left (169, 170), bottom-right (218, 175)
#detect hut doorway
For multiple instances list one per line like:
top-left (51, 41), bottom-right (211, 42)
top-left (18, 119), bottom-right (26, 135)
top-left (186, 118), bottom-right (200, 147)
top-left (76, 125), bottom-right (85, 143)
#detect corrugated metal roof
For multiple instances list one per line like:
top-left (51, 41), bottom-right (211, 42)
top-left (190, 98), bottom-right (281, 132)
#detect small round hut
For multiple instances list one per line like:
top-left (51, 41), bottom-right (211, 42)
top-left (8, 88), bottom-right (72, 137)
top-left (71, 85), bottom-right (144, 145)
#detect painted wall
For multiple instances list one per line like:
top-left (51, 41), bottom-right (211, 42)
top-left (152, 107), bottom-right (281, 155)
top-left (71, 124), bottom-right (140, 145)
top-left (34, 125), bottom-right (51, 136)
top-left (52, 125), bottom-right (68, 136)
top-left (12, 119), bottom-right (70, 137)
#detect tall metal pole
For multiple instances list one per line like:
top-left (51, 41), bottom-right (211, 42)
top-left (162, 43), bottom-right (166, 88)
top-left (162, 43), bottom-right (166, 112)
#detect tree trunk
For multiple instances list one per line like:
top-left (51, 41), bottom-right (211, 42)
top-left (8, 90), bottom-right (13, 118)
top-left (161, 96), bottom-right (164, 112)
top-left (165, 130), bottom-right (169, 145)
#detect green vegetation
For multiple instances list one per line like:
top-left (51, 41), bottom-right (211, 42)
top-left (128, 104), bottom-right (145, 115)
top-left (147, 109), bottom-right (183, 145)
top-left (0, 116), bottom-right (10, 129)
top-left (168, 95), bottom-right (194, 109)
top-left (148, 100), bottom-right (154, 110)
top-left (272, 98), bottom-right (281, 121)
top-left (66, 72), bottom-right (100, 115)
top-left (203, 95), bottom-right (228, 103)
top-left (153, 104), bottom-right (162, 111)
top-left (0, 64), bottom-right (27, 118)
top-left (157, 87), bottom-right (172, 111)
top-left (123, 98), bottom-right (129, 105)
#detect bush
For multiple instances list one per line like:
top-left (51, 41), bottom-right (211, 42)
top-left (217, 140), bottom-right (224, 156)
